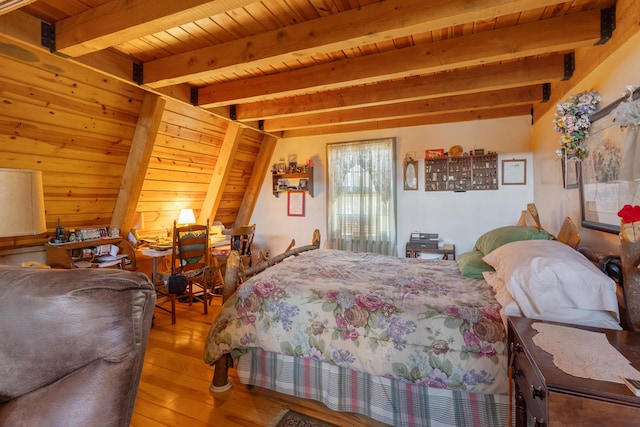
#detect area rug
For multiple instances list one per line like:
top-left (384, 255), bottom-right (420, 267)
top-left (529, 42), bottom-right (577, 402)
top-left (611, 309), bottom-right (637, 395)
top-left (267, 409), bottom-right (337, 427)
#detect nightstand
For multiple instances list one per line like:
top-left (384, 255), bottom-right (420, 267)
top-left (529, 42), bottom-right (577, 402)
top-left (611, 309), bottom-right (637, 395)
top-left (405, 244), bottom-right (455, 260)
top-left (508, 317), bottom-right (640, 427)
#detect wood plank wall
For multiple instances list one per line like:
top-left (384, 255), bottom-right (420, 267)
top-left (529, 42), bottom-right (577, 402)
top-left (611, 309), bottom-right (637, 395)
top-left (0, 39), bottom-right (144, 248)
top-left (137, 99), bottom-right (263, 239)
top-left (0, 36), bottom-right (266, 249)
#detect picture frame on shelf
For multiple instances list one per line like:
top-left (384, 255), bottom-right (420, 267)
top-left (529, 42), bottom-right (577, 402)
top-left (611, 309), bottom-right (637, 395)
top-left (80, 228), bottom-right (101, 241)
top-left (426, 149), bottom-right (445, 158)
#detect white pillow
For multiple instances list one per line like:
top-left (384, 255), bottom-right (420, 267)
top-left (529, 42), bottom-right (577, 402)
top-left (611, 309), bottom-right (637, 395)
top-left (482, 271), bottom-right (621, 330)
top-left (482, 240), bottom-right (619, 321)
top-left (483, 271), bottom-right (522, 315)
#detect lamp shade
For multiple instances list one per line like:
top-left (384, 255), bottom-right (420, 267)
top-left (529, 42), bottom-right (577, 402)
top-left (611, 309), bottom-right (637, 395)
top-left (0, 169), bottom-right (47, 237)
top-left (178, 208), bottom-right (196, 225)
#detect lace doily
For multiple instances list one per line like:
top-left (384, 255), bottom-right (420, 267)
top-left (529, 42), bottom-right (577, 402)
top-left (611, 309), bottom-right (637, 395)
top-left (531, 322), bottom-right (640, 383)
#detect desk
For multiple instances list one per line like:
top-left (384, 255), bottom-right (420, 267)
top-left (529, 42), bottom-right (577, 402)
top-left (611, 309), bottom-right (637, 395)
top-left (46, 237), bottom-right (133, 269)
top-left (139, 248), bottom-right (171, 285)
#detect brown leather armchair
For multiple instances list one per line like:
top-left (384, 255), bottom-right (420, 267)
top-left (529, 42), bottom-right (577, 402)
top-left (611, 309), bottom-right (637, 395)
top-left (0, 266), bottom-right (155, 427)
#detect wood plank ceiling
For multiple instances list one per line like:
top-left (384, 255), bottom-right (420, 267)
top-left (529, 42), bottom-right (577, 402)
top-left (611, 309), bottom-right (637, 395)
top-left (7, 0), bottom-right (617, 138)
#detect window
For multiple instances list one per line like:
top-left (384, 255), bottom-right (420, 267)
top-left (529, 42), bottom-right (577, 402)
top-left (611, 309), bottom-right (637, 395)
top-left (327, 138), bottom-right (397, 255)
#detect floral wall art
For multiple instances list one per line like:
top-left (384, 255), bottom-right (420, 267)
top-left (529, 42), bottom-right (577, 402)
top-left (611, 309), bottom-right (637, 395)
top-left (578, 85), bottom-right (640, 233)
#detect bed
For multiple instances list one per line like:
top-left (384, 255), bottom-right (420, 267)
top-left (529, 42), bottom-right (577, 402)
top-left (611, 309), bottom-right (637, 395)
top-left (204, 220), bottom-right (623, 427)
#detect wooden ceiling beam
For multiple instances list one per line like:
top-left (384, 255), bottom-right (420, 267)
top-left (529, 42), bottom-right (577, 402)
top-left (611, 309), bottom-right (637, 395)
top-left (234, 55), bottom-right (568, 121)
top-left (54, 0), bottom-right (257, 57)
top-left (197, 10), bottom-right (602, 107)
top-left (233, 134), bottom-right (277, 227)
top-left (111, 92), bottom-right (166, 234)
top-left (282, 106), bottom-right (533, 138)
top-left (0, 0), bottom-right (36, 17)
top-left (199, 121), bottom-right (243, 225)
top-left (142, 0), bottom-right (568, 88)
top-left (264, 85), bottom-right (545, 131)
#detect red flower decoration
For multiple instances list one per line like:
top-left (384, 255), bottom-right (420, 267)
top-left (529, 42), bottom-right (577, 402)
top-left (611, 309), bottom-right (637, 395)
top-left (618, 205), bottom-right (640, 223)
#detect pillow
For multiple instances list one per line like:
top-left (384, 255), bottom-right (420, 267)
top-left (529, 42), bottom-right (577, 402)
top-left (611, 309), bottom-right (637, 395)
top-left (473, 226), bottom-right (553, 255)
top-left (482, 271), bottom-right (621, 330)
top-left (458, 250), bottom-right (494, 278)
top-left (482, 240), bottom-right (619, 320)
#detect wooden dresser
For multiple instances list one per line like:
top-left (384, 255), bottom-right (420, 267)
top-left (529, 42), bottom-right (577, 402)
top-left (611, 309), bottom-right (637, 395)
top-left (508, 316), bottom-right (640, 427)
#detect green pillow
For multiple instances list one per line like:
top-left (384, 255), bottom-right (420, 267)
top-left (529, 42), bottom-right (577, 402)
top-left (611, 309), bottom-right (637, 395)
top-left (474, 226), bottom-right (553, 255)
top-left (458, 250), bottom-right (494, 278)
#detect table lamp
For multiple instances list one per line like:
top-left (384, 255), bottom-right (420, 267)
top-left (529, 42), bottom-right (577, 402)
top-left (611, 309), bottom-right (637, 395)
top-left (177, 208), bottom-right (196, 226)
top-left (0, 168), bottom-right (47, 237)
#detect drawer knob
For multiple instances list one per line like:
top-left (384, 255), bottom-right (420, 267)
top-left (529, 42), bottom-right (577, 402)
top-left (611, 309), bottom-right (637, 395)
top-left (532, 416), bottom-right (545, 427)
top-left (510, 342), bottom-right (523, 353)
top-left (530, 385), bottom-right (545, 400)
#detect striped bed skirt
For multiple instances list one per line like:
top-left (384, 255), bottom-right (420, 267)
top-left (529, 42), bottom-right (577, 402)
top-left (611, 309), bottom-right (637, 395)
top-left (236, 348), bottom-right (510, 427)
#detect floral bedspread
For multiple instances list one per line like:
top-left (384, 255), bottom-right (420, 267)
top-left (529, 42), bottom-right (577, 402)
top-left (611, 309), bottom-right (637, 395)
top-left (204, 249), bottom-right (508, 395)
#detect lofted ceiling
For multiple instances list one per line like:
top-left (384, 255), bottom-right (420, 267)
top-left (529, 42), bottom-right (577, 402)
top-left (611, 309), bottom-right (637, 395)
top-left (4, 0), bottom-right (618, 137)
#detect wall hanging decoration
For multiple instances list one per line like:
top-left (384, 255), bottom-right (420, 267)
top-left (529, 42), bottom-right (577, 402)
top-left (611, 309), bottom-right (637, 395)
top-left (403, 160), bottom-right (418, 190)
top-left (501, 159), bottom-right (526, 185)
top-left (287, 190), bottom-right (305, 216)
top-left (553, 89), bottom-right (601, 160)
top-left (580, 85), bottom-right (640, 233)
top-left (561, 153), bottom-right (580, 189)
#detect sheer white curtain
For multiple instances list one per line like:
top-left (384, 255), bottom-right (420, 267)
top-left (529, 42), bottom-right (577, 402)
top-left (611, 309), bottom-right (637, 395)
top-left (327, 138), bottom-right (397, 255)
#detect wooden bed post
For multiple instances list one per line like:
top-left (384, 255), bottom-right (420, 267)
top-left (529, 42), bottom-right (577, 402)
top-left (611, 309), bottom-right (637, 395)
top-left (210, 230), bottom-right (321, 391)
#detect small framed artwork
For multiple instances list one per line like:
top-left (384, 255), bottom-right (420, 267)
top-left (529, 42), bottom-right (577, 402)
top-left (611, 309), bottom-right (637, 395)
top-left (80, 228), bottom-right (101, 240)
top-left (426, 149), bottom-right (445, 158)
top-left (98, 227), bottom-right (108, 238)
top-left (287, 191), bottom-right (305, 216)
top-left (502, 159), bottom-right (527, 185)
top-left (403, 160), bottom-right (418, 190)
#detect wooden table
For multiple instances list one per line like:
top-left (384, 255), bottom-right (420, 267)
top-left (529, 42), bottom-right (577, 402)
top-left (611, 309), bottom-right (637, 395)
top-left (508, 316), bottom-right (640, 426)
top-left (138, 248), bottom-right (172, 285)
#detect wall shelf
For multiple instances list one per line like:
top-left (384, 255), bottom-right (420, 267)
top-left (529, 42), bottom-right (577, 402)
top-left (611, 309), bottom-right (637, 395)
top-left (424, 153), bottom-right (498, 191)
top-left (272, 166), bottom-right (314, 197)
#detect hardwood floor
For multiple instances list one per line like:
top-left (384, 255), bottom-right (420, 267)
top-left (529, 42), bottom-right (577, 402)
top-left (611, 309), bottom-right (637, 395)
top-left (131, 297), bottom-right (391, 427)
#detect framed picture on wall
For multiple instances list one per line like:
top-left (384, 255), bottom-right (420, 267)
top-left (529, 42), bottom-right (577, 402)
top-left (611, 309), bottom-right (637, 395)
top-left (579, 102), bottom-right (627, 233)
top-left (501, 159), bottom-right (527, 185)
top-left (403, 160), bottom-right (418, 190)
top-left (287, 191), bottom-right (305, 217)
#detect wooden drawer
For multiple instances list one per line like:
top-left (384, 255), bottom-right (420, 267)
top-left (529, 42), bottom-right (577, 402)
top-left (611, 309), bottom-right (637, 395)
top-left (508, 316), bottom-right (640, 427)
top-left (509, 321), bottom-right (548, 427)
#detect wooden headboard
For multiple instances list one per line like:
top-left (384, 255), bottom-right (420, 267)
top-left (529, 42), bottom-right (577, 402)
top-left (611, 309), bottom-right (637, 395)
top-left (556, 217), bottom-right (581, 249)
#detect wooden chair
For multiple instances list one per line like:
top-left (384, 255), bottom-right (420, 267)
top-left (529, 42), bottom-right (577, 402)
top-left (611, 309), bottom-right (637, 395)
top-left (171, 219), bottom-right (211, 314)
top-left (225, 224), bottom-right (255, 269)
top-left (154, 285), bottom-right (177, 325)
top-left (157, 219), bottom-right (211, 320)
